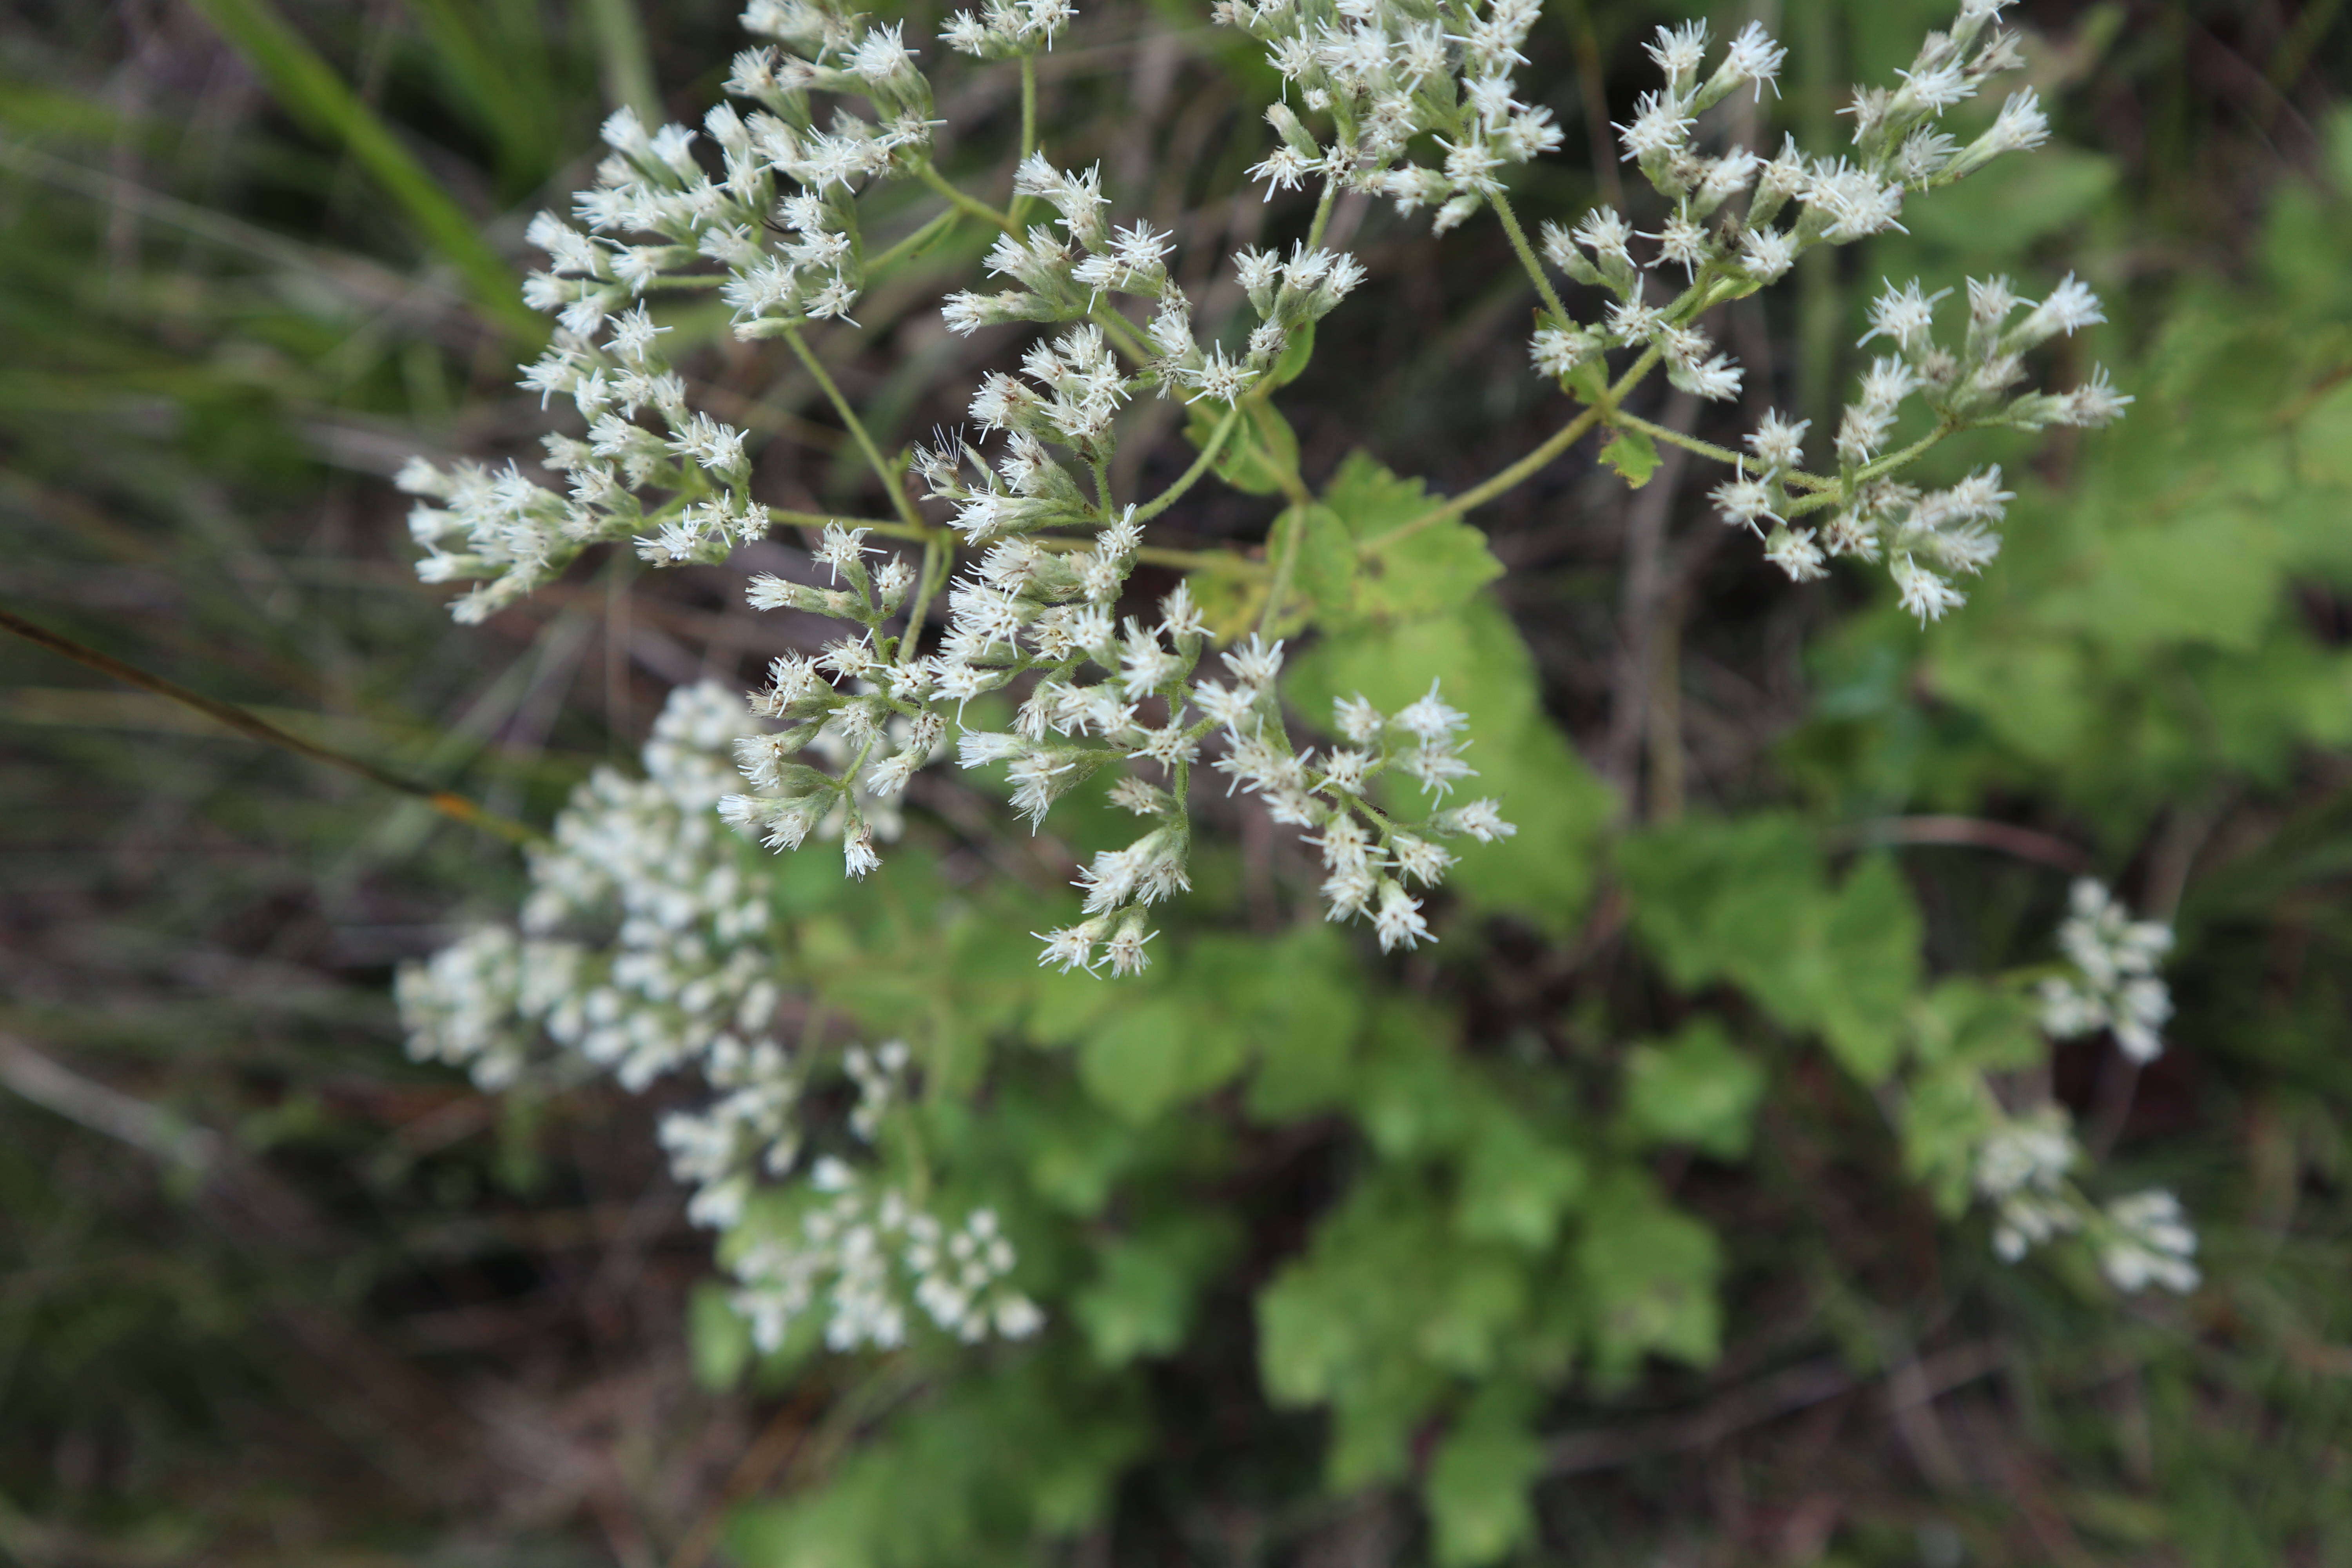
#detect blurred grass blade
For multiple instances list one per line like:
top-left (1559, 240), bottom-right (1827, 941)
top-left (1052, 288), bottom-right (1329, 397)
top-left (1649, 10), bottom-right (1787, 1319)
top-left (186, 0), bottom-right (542, 339)
top-left (0, 604), bottom-right (540, 846)
top-left (583, 0), bottom-right (664, 124)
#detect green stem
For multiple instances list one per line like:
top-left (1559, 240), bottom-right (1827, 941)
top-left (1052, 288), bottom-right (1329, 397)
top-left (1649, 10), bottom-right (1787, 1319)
top-left (1784, 422), bottom-right (1959, 518)
top-left (781, 323), bottom-right (926, 532)
top-left (895, 533), bottom-right (949, 666)
top-left (1031, 538), bottom-right (1267, 575)
top-left (1488, 185), bottom-right (1572, 327)
top-left (1090, 302), bottom-right (1157, 366)
top-left (864, 206), bottom-right (960, 276)
top-left (1256, 507), bottom-right (1308, 638)
top-left (1304, 178), bottom-right (1340, 250)
top-left (1133, 403), bottom-right (1241, 522)
top-left (1363, 346), bottom-right (1664, 552)
top-left (916, 161), bottom-right (1014, 233)
top-left (769, 507), bottom-right (928, 540)
top-left (1007, 56), bottom-right (1040, 228)
top-left (1605, 409), bottom-right (1834, 491)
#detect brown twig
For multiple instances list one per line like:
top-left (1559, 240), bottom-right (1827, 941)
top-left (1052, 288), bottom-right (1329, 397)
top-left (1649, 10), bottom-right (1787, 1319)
top-left (1832, 815), bottom-right (2091, 873)
top-left (0, 602), bottom-right (539, 846)
top-left (667, 1385), bottom-right (829, 1568)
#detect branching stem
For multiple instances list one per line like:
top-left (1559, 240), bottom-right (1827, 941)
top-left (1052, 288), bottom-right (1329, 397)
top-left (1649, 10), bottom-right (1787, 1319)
top-left (1134, 402), bottom-right (1240, 522)
top-left (782, 323), bottom-right (927, 533)
top-left (1487, 186), bottom-right (1572, 327)
top-left (1364, 346), bottom-right (1665, 553)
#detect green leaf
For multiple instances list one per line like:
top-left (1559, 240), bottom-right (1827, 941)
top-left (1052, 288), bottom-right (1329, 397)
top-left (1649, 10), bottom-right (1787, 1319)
top-left (1317, 452), bottom-right (1503, 628)
top-left (1424, 1388), bottom-right (1544, 1568)
top-left (1599, 428), bottom-right (1660, 488)
top-left (1615, 820), bottom-right (1922, 1085)
top-left (1263, 503), bottom-right (1358, 633)
top-left (1575, 1169), bottom-right (1722, 1384)
top-left (1073, 1213), bottom-right (1238, 1366)
top-left (1620, 1020), bottom-right (1766, 1160)
top-left (1076, 988), bottom-right (1249, 1125)
top-left (1453, 1110), bottom-right (1586, 1249)
top-left (1263, 319), bottom-right (1316, 389)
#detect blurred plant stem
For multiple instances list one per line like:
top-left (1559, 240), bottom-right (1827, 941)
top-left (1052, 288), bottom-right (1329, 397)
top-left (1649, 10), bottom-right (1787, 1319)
top-left (0, 604), bottom-right (539, 846)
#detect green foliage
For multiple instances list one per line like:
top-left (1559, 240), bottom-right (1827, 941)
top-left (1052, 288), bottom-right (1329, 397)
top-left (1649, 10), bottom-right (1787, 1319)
top-left (1617, 816), bottom-right (1921, 1084)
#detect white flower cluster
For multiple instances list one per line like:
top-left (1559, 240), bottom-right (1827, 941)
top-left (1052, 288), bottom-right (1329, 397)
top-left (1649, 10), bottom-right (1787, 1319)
top-left (1496, 3), bottom-right (2130, 621)
top-left (400, 0), bottom-right (964, 619)
top-left (1956, 880), bottom-right (2193, 1293)
top-left (1536, 5), bottom-right (2028, 404)
top-left (1033, 660), bottom-right (1518, 975)
top-left (1970, 1103), bottom-right (2198, 1294)
top-left (1214, 0), bottom-right (1563, 231)
top-left (733, 1163), bottom-right (1043, 1352)
top-left (943, 151), bottom-right (1367, 407)
top-left (1711, 272), bottom-right (2125, 621)
top-left (397, 683), bottom-right (1038, 1352)
top-left (2038, 878), bottom-right (2175, 1062)
top-left (399, 683), bottom-right (771, 1094)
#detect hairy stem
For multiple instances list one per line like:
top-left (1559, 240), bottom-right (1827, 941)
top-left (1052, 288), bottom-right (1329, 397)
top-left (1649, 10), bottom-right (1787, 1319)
top-left (916, 160), bottom-right (1015, 232)
top-left (896, 533), bottom-right (949, 666)
top-left (1487, 185), bottom-right (1572, 327)
top-left (1031, 537), bottom-right (1267, 574)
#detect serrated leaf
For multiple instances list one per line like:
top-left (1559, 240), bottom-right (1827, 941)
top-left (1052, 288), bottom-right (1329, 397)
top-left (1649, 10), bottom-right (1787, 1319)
top-left (1072, 1213), bottom-right (1238, 1366)
top-left (1319, 452), bottom-right (1503, 627)
top-left (1599, 428), bottom-right (1659, 488)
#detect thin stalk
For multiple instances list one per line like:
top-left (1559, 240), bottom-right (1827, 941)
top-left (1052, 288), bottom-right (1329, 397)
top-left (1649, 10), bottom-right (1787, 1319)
top-left (769, 507), bottom-right (926, 539)
top-left (1784, 422), bottom-right (1957, 517)
top-left (1089, 302), bottom-right (1158, 367)
top-left (1364, 347), bottom-right (1664, 552)
top-left (1304, 178), bottom-right (1340, 250)
top-left (1606, 409), bottom-right (1834, 491)
top-left (916, 161), bottom-right (1014, 232)
top-left (1007, 56), bottom-right (1040, 228)
top-left (1256, 508), bottom-right (1308, 638)
top-left (1031, 538), bottom-right (1267, 575)
top-left (863, 206), bottom-right (960, 276)
top-left (1134, 403), bottom-right (1241, 522)
top-left (895, 533), bottom-right (949, 667)
top-left (781, 323), bottom-right (926, 532)
top-left (0, 605), bottom-right (538, 846)
top-left (1488, 185), bottom-right (1572, 326)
